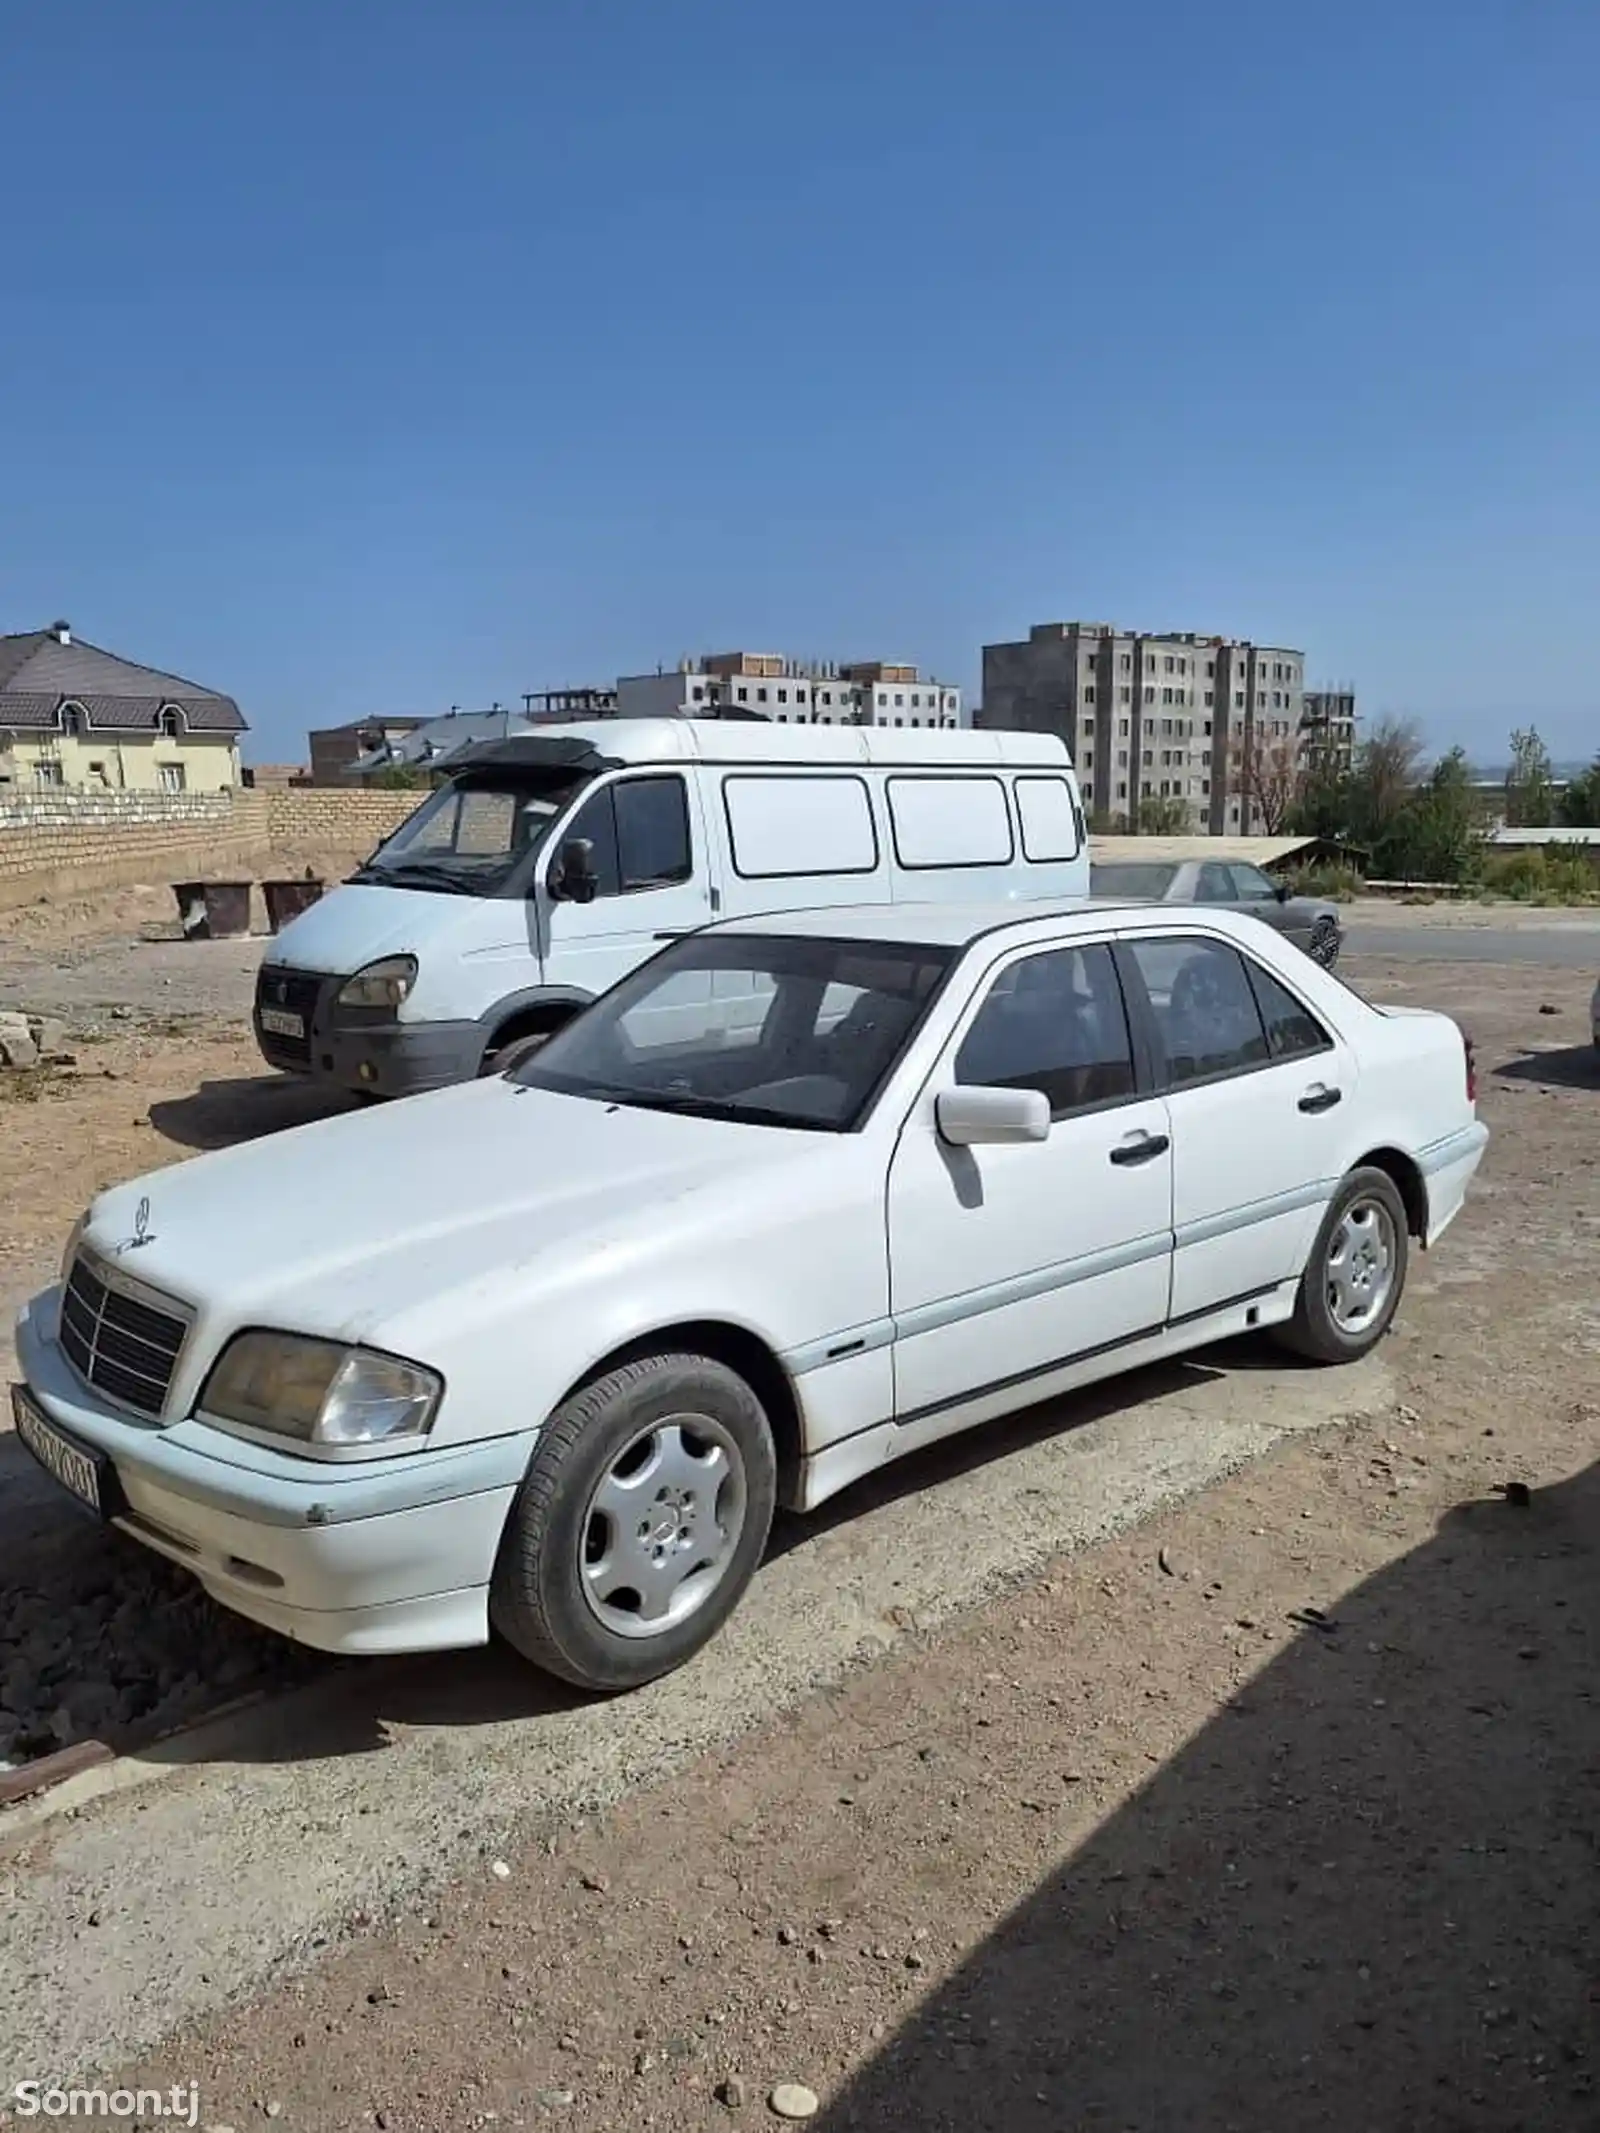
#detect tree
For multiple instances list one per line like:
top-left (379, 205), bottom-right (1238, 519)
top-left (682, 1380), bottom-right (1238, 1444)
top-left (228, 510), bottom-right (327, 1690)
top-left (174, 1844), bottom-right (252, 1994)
top-left (1397, 746), bottom-right (1483, 884)
top-left (369, 762), bottom-right (435, 791)
top-left (1348, 717), bottom-right (1425, 847)
top-left (1559, 752), bottom-right (1600, 827)
top-left (1504, 726), bottom-right (1555, 828)
top-left (1231, 727), bottom-right (1303, 835)
top-left (1133, 793), bottom-right (1191, 835)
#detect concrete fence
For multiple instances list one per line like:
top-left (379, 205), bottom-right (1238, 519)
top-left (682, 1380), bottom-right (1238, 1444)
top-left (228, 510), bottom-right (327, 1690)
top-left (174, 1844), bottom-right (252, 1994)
top-left (0, 787), bottom-right (423, 912)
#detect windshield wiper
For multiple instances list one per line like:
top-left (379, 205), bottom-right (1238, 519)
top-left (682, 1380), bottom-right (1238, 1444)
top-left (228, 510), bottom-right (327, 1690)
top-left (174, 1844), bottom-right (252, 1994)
top-left (352, 861), bottom-right (487, 895)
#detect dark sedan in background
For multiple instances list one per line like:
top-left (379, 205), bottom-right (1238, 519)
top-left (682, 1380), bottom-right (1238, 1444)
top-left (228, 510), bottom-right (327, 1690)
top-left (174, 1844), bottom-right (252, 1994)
top-left (1089, 856), bottom-right (1343, 967)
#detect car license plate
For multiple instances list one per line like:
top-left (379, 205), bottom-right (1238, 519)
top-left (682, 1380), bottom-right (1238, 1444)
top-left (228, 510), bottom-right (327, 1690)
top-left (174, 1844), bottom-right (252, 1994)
top-left (11, 1385), bottom-right (109, 1516)
top-left (260, 1008), bottom-right (305, 1038)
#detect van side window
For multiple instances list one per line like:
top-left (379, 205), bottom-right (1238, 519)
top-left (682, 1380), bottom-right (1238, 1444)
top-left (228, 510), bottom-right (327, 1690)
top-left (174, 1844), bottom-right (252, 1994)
top-left (615, 777), bottom-right (692, 889)
top-left (1013, 775), bottom-right (1082, 861)
top-left (558, 776), bottom-right (692, 898)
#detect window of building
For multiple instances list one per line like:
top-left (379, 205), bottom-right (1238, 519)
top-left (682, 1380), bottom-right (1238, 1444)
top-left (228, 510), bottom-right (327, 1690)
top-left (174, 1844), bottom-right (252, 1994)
top-left (756, 688), bottom-right (768, 703)
top-left (158, 762), bottom-right (186, 793)
top-left (1118, 719), bottom-right (1130, 737)
top-left (1117, 781), bottom-right (1127, 799)
top-left (1117, 750), bottom-right (1128, 767)
top-left (1144, 686), bottom-right (1155, 704)
top-left (1161, 687), bottom-right (1172, 705)
top-left (1119, 654), bottom-right (1131, 672)
top-left (1206, 660), bottom-right (1215, 678)
top-left (691, 685), bottom-right (705, 701)
top-left (59, 702), bottom-right (88, 737)
top-left (1203, 689), bottom-right (1213, 706)
top-left (1234, 692), bottom-right (1244, 709)
top-left (1203, 720), bottom-right (1213, 738)
top-left (894, 694), bottom-right (904, 708)
top-left (1119, 686), bottom-right (1131, 703)
top-left (1082, 714), bottom-right (1095, 733)
top-left (33, 760), bottom-right (65, 786)
top-left (1084, 686), bottom-right (1096, 704)
top-left (820, 690), bottom-right (831, 705)
top-left (737, 686), bottom-right (749, 702)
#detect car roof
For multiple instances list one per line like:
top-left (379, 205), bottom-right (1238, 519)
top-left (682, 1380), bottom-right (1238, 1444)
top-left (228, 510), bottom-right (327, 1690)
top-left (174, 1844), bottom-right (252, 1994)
top-left (711, 898), bottom-right (1247, 951)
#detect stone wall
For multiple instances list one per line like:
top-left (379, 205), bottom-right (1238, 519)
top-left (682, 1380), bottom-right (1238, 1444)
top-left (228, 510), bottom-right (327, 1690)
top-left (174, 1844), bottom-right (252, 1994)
top-left (0, 788), bottom-right (423, 912)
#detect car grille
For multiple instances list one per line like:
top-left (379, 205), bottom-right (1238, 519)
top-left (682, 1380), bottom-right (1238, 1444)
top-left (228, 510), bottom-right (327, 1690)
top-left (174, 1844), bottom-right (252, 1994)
top-left (255, 965), bottom-right (323, 1067)
top-left (59, 1252), bottom-right (189, 1419)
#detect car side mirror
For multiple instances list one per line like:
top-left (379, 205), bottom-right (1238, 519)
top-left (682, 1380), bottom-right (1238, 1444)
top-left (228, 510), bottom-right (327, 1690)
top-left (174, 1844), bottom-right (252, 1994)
top-left (551, 837), bottom-right (599, 905)
top-left (936, 1086), bottom-right (1051, 1146)
top-left (1274, 881), bottom-right (1291, 902)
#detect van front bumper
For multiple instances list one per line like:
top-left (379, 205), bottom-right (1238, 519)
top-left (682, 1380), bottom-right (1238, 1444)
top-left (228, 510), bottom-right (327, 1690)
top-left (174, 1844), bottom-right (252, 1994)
top-left (14, 1293), bottom-right (534, 1656)
top-left (254, 966), bottom-right (485, 1097)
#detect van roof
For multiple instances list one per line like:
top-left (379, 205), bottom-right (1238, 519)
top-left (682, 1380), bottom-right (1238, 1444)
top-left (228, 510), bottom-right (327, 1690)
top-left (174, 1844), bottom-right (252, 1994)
top-left (442, 718), bottom-right (1075, 774)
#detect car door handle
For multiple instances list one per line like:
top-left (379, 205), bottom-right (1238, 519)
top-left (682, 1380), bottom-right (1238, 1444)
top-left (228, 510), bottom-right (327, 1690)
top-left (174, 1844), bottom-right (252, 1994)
top-left (1109, 1131), bottom-right (1170, 1166)
top-left (1298, 1084), bottom-right (1343, 1114)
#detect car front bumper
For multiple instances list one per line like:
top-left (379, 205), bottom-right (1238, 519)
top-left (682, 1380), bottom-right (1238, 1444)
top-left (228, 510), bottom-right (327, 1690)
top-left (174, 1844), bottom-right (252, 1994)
top-left (14, 1292), bottom-right (534, 1656)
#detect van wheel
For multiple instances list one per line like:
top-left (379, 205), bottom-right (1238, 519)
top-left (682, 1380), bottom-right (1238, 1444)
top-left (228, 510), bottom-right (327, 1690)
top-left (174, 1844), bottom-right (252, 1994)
top-left (479, 1023), bottom-right (564, 1078)
top-left (1274, 1167), bottom-right (1408, 1364)
top-left (490, 1352), bottom-right (776, 1692)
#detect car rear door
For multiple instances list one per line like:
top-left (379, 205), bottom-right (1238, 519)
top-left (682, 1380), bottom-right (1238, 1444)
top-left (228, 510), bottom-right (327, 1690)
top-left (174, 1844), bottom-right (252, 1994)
top-left (886, 938), bottom-right (1173, 1427)
top-left (1118, 932), bottom-right (1352, 1323)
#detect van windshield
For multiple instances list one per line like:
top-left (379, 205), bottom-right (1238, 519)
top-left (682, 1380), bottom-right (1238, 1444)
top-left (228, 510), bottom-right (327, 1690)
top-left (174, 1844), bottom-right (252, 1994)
top-left (352, 771), bottom-right (591, 895)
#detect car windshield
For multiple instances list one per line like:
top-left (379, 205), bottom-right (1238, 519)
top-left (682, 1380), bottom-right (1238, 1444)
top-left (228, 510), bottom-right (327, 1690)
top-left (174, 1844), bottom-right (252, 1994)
top-left (1091, 863), bottom-right (1178, 898)
top-left (352, 770), bottom-right (591, 894)
top-left (511, 933), bottom-right (957, 1131)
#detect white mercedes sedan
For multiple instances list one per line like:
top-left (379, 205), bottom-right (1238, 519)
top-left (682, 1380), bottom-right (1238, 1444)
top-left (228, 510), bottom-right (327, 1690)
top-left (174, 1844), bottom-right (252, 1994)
top-left (14, 902), bottom-right (1487, 1693)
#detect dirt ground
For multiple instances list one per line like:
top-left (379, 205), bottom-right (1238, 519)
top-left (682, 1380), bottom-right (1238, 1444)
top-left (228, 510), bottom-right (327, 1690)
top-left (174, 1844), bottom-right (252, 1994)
top-left (0, 923), bottom-right (1593, 2125)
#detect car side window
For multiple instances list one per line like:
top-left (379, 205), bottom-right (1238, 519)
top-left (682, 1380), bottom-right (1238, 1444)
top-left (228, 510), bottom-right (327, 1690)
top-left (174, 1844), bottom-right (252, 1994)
top-left (1126, 937), bottom-right (1270, 1086)
top-left (1228, 863), bottom-right (1277, 903)
top-left (1195, 863), bottom-right (1234, 903)
top-left (954, 944), bottom-right (1135, 1118)
top-left (1245, 960), bottom-right (1333, 1060)
top-left (556, 777), bottom-right (692, 898)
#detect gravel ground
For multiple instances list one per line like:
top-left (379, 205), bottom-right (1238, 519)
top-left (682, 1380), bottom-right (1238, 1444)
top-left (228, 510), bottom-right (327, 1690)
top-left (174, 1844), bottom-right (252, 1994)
top-left (103, 945), bottom-right (1598, 2131)
top-left (0, 944), bottom-right (1594, 2119)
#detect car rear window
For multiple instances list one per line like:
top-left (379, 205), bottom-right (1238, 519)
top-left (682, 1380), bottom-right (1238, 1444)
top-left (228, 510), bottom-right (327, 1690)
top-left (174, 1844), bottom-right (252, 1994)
top-left (1090, 863), bottom-right (1177, 898)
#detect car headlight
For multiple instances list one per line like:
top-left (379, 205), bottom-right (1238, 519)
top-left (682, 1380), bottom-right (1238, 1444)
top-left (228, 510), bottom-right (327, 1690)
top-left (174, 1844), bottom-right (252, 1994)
top-left (201, 1331), bottom-right (442, 1451)
top-left (337, 955), bottom-right (418, 1010)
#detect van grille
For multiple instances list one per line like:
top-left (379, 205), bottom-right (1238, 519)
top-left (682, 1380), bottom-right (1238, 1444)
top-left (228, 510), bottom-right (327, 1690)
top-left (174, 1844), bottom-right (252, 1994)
top-left (255, 966), bottom-right (323, 1067)
top-left (59, 1253), bottom-right (188, 1419)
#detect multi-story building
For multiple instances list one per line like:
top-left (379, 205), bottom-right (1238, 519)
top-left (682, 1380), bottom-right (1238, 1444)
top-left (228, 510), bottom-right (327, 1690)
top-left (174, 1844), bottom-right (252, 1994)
top-left (616, 652), bottom-right (964, 730)
top-left (980, 621), bottom-right (1303, 832)
top-left (0, 621), bottom-right (245, 792)
top-left (1299, 688), bottom-right (1358, 772)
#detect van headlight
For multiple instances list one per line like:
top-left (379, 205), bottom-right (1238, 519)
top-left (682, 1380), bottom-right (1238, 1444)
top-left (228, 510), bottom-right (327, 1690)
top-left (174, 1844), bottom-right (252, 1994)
top-left (201, 1332), bottom-right (442, 1451)
top-left (337, 955), bottom-right (417, 1010)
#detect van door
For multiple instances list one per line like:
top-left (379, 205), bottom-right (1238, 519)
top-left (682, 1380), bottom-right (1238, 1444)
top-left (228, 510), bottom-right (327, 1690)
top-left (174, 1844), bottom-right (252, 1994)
top-left (541, 772), bottom-right (714, 1017)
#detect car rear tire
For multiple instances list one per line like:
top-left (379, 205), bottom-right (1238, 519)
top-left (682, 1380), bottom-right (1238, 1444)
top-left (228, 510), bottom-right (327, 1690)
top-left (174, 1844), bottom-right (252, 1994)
top-left (1308, 914), bottom-right (1341, 968)
top-left (1274, 1166), bottom-right (1409, 1364)
top-left (489, 1352), bottom-right (777, 1692)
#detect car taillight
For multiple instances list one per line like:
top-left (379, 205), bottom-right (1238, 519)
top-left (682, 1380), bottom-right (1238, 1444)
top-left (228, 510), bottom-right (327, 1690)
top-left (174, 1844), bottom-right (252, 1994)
top-left (1463, 1030), bottom-right (1477, 1104)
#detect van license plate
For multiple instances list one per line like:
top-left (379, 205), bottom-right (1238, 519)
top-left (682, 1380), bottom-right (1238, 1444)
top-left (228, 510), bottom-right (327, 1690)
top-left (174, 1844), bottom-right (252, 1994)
top-left (260, 1008), bottom-right (305, 1038)
top-left (11, 1387), bottom-right (107, 1516)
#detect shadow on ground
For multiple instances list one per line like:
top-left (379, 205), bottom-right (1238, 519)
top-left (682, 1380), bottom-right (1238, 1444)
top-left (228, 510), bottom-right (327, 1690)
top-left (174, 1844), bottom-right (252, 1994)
top-left (819, 1459), bottom-right (1600, 2132)
top-left (149, 1076), bottom-right (359, 1150)
top-left (1494, 1045), bottom-right (1599, 1092)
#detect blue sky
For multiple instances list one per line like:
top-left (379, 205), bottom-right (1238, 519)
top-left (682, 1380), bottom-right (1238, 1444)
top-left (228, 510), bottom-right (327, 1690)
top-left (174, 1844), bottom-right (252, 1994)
top-left (2, 0), bottom-right (1595, 764)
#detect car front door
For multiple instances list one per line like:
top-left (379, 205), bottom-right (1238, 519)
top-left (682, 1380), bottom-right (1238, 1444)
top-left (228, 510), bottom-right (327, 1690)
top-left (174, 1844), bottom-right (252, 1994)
top-left (540, 772), bottom-right (714, 1014)
top-left (885, 939), bottom-right (1173, 1429)
top-left (1119, 932), bottom-right (1351, 1322)
top-left (1226, 862), bottom-right (1304, 945)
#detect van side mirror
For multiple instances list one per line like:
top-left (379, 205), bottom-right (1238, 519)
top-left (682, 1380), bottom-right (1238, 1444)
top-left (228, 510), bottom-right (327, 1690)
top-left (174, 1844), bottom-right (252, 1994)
top-left (551, 837), bottom-right (599, 905)
top-left (936, 1086), bottom-right (1051, 1146)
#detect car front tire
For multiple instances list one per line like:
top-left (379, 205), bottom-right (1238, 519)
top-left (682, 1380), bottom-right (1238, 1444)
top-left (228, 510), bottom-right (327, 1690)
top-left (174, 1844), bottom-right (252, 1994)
top-left (1274, 1166), bottom-right (1409, 1364)
top-left (489, 1352), bottom-right (777, 1692)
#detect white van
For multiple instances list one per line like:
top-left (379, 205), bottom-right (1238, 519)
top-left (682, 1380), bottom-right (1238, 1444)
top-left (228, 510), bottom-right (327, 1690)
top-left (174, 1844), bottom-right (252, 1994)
top-left (253, 717), bottom-right (1088, 1097)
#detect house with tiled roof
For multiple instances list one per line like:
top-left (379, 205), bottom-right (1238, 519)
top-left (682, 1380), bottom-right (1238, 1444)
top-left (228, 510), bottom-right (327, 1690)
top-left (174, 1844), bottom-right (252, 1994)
top-left (0, 621), bottom-right (246, 792)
